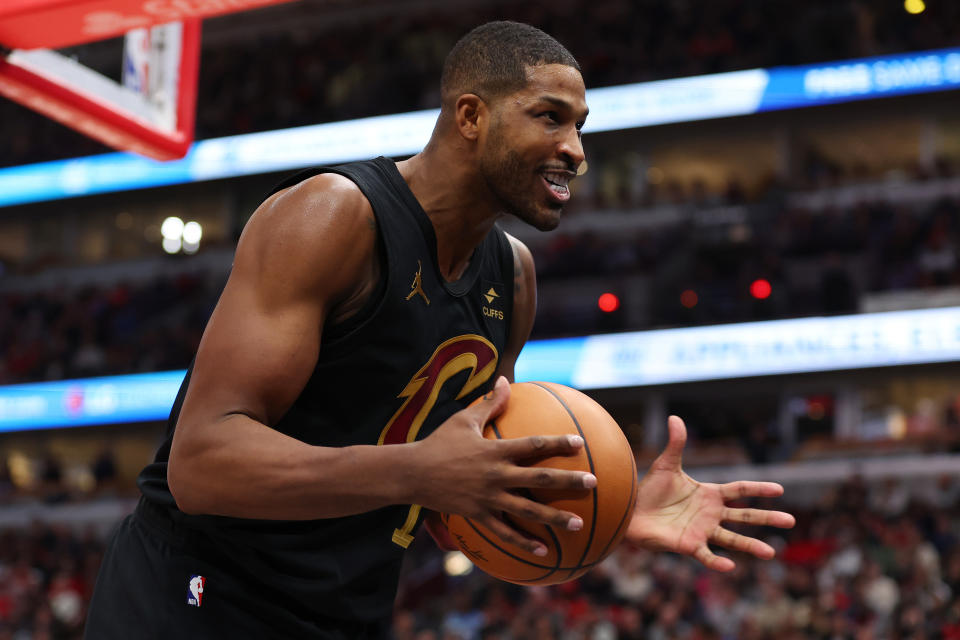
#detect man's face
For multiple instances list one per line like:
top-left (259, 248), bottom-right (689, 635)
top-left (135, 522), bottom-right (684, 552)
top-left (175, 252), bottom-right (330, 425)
top-left (478, 64), bottom-right (588, 231)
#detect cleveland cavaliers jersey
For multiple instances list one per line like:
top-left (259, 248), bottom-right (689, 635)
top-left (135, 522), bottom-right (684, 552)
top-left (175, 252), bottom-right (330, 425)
top-left (136, 157), bottom-right (515, 636)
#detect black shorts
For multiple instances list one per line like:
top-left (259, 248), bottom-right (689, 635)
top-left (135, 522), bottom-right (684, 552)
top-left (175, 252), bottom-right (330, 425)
top-left (84, 499), bottom-right (388, 639)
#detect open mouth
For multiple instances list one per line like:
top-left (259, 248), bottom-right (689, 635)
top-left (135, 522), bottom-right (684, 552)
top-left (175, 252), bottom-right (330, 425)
top-left (541, 171), bottom-right (572, 203)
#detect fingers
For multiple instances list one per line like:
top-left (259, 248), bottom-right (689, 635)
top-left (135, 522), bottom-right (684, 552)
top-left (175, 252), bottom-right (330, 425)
top-left (667, 414), bottom-right (687, 448)
top-left (693, 545), bottom-right (735, 572)
top-left (689, 501), bottom-right (795, 572)
top-left (498, 493), bottom-right (585, 533)
top-left (478, 513), bottom-right (549, 557)
top-left (651, 415), bottom-right (687, 472)
top-left (723, 506), bottom-right (796, 529)
top-left (710, 525), bottom-right (776, 560)
top-left (693, 524), bottom-right (781, 572)
top-left (485, 438), bottom-right (595, 491)
top-left (719, 481), bottom-right (787, 501)
top-left (506, 465), bottom-right (597, 491)
top-left (477, 492), bottom-right (587, 557)
top-left (498, 432), bottom-right (586, 462)
top-left (472, 376), bottom-right (511, 427)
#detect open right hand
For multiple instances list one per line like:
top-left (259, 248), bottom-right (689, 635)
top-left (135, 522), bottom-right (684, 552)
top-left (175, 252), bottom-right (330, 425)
top-left (410, 376), bottom-right (596, 557)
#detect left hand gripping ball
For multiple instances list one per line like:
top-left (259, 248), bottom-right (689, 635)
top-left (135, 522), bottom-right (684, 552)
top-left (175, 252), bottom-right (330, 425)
top-left (442, 382), bottom-right (638, 585)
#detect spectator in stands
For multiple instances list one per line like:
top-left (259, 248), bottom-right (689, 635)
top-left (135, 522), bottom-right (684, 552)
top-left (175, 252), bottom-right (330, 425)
top-left (90, 448), bottom-right (118, 496)
top-left (441, 588), bottom-right (484, 640)
top-left (0, 460), bottom-right (13, 504)
top-left (37, 452), bottom-right (66, 504)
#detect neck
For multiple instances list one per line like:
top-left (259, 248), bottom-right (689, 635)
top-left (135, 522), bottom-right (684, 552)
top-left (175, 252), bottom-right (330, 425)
top-left (395, 139), bottom-right (502, 282)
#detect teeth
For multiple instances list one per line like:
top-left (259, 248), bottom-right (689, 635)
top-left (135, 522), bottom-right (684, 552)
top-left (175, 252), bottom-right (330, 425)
top-left (543, 173), bottom-right (570, 187)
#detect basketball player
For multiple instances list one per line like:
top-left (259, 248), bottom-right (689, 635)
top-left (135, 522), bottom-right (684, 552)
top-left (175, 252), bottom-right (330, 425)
top-left (86, 21), bottom-right (794, 639)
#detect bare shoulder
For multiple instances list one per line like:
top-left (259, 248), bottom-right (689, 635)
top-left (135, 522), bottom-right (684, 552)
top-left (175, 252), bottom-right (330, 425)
top-left (235, 173), bottom-right (377, 301)
top-left (243, 173), bottom-right (374, 255)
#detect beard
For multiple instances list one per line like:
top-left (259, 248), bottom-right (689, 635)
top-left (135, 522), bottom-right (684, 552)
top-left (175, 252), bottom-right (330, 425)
top-left (479, 122), bottom-right (563, 232)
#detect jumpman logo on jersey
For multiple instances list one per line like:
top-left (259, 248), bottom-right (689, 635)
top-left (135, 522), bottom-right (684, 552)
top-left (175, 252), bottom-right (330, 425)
top-left (405, 260), bottom-right (430, 305)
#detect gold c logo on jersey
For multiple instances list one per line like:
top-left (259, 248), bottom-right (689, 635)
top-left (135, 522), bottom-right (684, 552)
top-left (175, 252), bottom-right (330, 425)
top-left (482, 286), bottom-right (503, 320)
top-left (405, 260), bottom-right (430, 305)
top-left (378, 334), bottom-right (499, 548)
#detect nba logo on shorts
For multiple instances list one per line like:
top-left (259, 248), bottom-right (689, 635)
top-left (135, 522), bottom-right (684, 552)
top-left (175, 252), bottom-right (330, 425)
top-left (187, 575), bottom-right (205, 607)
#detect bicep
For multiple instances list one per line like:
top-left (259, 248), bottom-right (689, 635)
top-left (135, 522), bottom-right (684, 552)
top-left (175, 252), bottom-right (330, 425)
top-left (183, 268), bottom-right (324, 428)
top-left (495, 235), bottom-right (537, 383)
top-left (175, 176), bottom-right (375, 431)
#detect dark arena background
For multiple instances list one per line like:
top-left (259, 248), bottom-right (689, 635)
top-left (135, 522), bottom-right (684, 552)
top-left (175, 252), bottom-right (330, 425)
top-left (1, 1), bottom-right (960, 638)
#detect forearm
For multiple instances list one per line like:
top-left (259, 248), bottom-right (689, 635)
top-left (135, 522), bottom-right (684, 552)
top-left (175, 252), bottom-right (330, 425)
top-left (168, 413), bottom-right (421, 520)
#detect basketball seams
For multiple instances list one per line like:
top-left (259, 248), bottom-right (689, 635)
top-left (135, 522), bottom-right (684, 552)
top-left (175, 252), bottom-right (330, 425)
top-left (451, 382), bottom-right (629, 585)
top-left (460, 511), bottom-right (562, 580)
top-left (592, 449), bottom-right (638, 563)
top-left (529, 382), bottom-right (599, 580)
top-left (492, 412), bottom-right (565, 570)
top-left (454, 513), bottom-right (605, 575)
top-left (483, 418), bottom-right (563, 582)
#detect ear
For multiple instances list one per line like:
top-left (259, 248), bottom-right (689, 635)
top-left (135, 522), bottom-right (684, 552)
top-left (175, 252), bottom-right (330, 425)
top-left (454, 94), bottom-right (486, 142)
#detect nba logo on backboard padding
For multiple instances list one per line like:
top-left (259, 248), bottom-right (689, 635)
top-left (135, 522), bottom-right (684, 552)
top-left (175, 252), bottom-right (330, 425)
top-left (187, 575), bottom-right (205, 607)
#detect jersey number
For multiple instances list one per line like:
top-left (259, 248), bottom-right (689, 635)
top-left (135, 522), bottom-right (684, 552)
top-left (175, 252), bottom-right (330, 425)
top-left (378, 334), bottom-right (498, 547)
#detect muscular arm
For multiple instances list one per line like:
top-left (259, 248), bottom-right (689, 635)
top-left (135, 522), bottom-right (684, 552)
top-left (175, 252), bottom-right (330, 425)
top-left (168, 174), bottom-right (414, 519)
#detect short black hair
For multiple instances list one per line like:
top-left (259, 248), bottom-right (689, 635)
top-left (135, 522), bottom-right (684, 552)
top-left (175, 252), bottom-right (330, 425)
top-left (440, 21), bottom-right (580, 107)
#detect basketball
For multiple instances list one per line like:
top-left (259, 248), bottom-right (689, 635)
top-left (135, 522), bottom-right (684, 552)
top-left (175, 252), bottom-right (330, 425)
top-left (442, 381), bottom-right (638, 585)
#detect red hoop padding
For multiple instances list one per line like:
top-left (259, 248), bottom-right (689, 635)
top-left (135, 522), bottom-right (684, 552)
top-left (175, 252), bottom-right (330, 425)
top-left (0, 0), bottom-right (296, 50)
top-left (0, 18), bottom-right (201, 160)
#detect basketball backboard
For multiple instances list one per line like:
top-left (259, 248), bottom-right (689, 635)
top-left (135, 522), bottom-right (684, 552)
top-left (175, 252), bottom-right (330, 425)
top-left (0, 0), bottom-right (298, 161)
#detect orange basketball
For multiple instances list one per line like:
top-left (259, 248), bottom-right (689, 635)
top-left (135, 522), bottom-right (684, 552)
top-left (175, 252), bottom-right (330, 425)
top-left (442, 381), bottom-right (638, 585)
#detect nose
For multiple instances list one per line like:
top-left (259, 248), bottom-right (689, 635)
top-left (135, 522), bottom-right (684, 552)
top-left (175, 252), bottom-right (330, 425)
top-left (558, 127), bottom-right (585, 172)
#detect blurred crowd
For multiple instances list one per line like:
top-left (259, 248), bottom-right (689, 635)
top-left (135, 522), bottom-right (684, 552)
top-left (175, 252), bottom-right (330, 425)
top-left (537, 172), bottom-right (960, 332)
top-left (0, 476), bottom-right (956, 639)
top-left (2, 0), bottom-right (960, 167)
top-left (0, 522), bottom-right (103, 640)
top-left (2, 178), bottom-right (958, 384)
top-left (0, 273), bottom-right (218, 385)
top-left (0, 448), bottom-right (121, 506)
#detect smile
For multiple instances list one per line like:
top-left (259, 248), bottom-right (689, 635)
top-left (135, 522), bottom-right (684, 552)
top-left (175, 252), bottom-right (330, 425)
top-left (541, 171), bottom-right (571, 203)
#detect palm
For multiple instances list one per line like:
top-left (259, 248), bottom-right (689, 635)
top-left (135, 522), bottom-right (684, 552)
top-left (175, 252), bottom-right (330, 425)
top-left (624, 416), bottom-right (795, 572)
top-left (630, 468), bottom-right (720, 555)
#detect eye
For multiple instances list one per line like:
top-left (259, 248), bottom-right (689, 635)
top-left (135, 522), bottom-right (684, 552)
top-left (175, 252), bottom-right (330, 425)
top-left (539, 111), bottom-right (559, 123)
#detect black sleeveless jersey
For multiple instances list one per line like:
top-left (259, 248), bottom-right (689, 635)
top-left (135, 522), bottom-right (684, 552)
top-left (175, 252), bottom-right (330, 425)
top-left (136, 157), bottom-right (515, 637)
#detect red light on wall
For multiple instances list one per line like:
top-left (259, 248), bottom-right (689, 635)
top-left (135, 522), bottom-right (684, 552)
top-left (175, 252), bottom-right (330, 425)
top-left (680, 289), bottom-right (698, 308)
top-left (750, 279), bottom-right (772, 300)
top-left (598, 293), bottom-right (620, 313)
